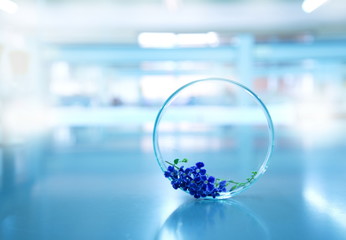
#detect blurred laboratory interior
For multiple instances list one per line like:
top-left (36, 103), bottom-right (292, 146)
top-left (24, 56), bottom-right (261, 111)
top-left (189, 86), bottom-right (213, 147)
top-left (0, 0), bottom-right (346, 239)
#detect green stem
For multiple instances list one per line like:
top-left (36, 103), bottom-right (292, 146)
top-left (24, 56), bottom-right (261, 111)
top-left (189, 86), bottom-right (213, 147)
top-left (228, 171), bottom-right (257, 190)
top-left (165, 161), bottom-right (179, 170)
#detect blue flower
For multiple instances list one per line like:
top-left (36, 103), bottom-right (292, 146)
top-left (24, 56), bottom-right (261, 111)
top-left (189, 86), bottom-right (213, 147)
top-left (203, 176), bottom-right (216, 192)
top-left (218, 180), bottom-right (227, 192)
top-left (196, 162), bottom-right (204, 168)
top-left (164, 160), bottom-right (229, 199)
top-left (211, 189), bottom-right (220, 198)
top-left (164, 165), bottom-right (177, 178)
top-left (184, 167), bottom-right (192, 174)
top-left (164, 171), bottom-right (171, 178)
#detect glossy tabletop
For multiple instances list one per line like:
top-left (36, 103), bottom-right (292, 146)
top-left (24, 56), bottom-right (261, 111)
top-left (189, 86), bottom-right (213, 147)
top-left (0, 122), bottom-right (346, 240)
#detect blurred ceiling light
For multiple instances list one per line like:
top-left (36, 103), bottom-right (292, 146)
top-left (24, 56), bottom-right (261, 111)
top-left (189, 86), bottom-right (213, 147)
top-left (296, 101), bottom-right (333, 135)
top-left (138, 32), bottom-right (176, 48)
top-left (164, 0), bottom-right (181, 11)
top-left (302, 0), bottom-right (329, 13)
top-left (301, 73), bottom-right (314, 95)
top-left (138, 32), bottom-right (219, 48)
top-left (176, 32), bottom-right (219, 46)
top-left (140, 75), bottom-right (177, 100)
top-left (0, 0), bottom-right (18, 14)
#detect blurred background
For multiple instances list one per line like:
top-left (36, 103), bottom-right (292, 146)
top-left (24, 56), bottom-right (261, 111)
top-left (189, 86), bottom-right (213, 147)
top-left (0, 0), bottom-right (346, 239)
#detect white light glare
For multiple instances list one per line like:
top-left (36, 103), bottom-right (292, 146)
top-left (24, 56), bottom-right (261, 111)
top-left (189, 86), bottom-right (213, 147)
top-left (138, 32), bottom-right (219, 48)
top-left (302, 0), bottom-right (329, 13)
top-left (164, 0), bottom-right (180, 11)
top-left (176, 32), bottom-right (219, 46)
top-left (3, 101), bottom-right (56, 135)
top-left (304, 189), bottom-right (346, 229)
top-left (138, 33), bottom-right (176, 48)
top-left (0, 0), bottom-right (18, 14)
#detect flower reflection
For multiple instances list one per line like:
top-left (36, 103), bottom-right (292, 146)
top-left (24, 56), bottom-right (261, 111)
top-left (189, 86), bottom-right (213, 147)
top-left (156, 199), bottom-right (270, 240)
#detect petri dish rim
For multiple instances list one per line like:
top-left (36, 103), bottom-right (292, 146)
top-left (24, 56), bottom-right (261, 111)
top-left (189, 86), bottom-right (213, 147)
top-left (153, 77), bottom-right (275, 198)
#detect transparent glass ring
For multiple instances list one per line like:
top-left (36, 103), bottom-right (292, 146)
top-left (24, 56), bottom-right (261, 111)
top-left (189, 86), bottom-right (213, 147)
top-left (153, 78), bottom-right (275, 199)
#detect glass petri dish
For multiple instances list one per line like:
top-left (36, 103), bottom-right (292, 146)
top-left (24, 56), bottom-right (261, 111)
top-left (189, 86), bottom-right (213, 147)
top-left (153, 78), bottom-right (274, 199)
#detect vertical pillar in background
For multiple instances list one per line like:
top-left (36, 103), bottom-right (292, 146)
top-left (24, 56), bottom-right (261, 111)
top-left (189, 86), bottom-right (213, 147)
top-left (0, 33), bottom-right (46, 190)
top-left (235, 34), bottom-right (255, 173)
top-left (236, 33), bottom-right (255, 98)
top-left (0, 43), bottom-right (3, 146)
top-left (0, 146), bottom-right (16, 193)
top-left (31, 39), bottom-right (48, 102)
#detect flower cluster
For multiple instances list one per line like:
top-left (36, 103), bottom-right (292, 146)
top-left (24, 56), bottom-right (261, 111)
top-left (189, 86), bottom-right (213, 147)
top-left (164, 160), bottom-right (227, 199)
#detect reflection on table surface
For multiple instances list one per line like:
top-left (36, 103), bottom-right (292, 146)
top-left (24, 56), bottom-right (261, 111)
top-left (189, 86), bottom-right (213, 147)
top-left (156, 200), bottom-right (270, 240)
top-left (0, 122), bottom-right (346, 240)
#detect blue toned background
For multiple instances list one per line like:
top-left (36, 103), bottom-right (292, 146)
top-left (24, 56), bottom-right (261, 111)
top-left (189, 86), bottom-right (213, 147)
top-left (1, 0), bottom-right (346, 239)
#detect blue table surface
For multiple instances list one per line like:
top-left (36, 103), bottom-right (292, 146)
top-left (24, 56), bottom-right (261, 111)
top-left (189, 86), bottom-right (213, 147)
top-left (0, 123), bottom-right (346, 240)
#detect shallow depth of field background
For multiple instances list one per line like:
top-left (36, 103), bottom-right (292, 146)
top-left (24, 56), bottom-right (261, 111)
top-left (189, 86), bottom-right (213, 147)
top-left (0, 0), bottom-right (346, 239)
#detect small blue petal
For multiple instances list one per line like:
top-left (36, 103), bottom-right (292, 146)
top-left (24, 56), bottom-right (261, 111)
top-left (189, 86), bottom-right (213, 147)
top-left (207, 183), bottom-right (214, 192)
top-left (189, 183), bottom-right (198, 190)
top-left (194, 193), bottom-right (201, 199)
top-left (200, 169), bottom-right (207, 175)
top-left (196, 162), bottom-right (204, 168)
top-left (172, 181), bottom-right (180, 189)
top-left (219, 180), bottom-right (227, 188)
top-left (208, 176), bottom-right (215, 183)
top-left (201, 184), bottom-right (207, 191)
top-left (168, 166), bottom-right (175, 172)
top-left (194, 176), bottom-right (202, 183)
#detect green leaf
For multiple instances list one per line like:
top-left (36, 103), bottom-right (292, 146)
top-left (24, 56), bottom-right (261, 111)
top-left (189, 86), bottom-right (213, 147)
top-left (174, 159), bottom-right (179, 165)
top-left (181, 158), bottom-right (188, 163)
